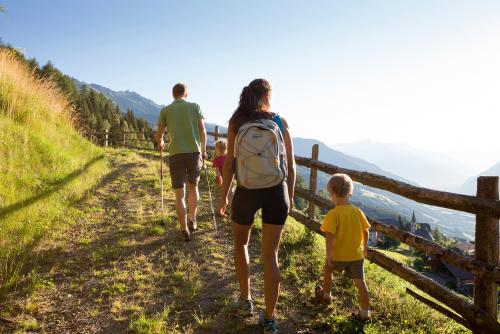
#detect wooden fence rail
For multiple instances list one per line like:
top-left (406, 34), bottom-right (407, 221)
top-left (295, 187), bottom-right (500, 282)
top-left (295, 156), bottom-right (500, 219)
top-left (90, 127), bottom-right (226, 149)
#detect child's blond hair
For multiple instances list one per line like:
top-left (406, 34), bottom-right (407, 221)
top-left (327, 173), bottom-right (353, 197)
top-left (214, 139), bottom-right (228, 155)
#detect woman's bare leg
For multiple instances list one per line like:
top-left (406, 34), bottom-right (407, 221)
top-left (232, 222), bottom-right (252, 300)
top-left (261, 223), bottom-right (284, 320)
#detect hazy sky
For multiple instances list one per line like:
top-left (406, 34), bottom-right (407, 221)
top-left (1, 0), bottom-right (499, 172)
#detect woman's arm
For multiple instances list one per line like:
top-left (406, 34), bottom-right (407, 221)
top-left (281, 117), bottom-right (296, 213)
top-left (218, 124), bottom-right (236, 215)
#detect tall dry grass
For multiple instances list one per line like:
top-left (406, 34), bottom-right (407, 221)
top-left (0, 49), bottom-right (108, 290)
top-left (0, 49), bottom-right (75, 127)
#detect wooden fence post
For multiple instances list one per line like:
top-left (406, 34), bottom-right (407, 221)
top-left (105, 129), bottom-right (109, 147)
top-left (214, 126), bottom-right (219, 142)
top-left (474, 176), bottom-right (499, 333)
top-left (308, 144), bottom-right (319, 219)
top-left (122, 133), bottom-right (125, 147)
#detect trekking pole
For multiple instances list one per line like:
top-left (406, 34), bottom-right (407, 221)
top-left (160, 145), bottom-right (164, 223)
top-left (203, 162), bottom-right (218, 238)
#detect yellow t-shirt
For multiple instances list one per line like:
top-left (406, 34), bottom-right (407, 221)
top-left (320, 204), bottom-right (371, 261)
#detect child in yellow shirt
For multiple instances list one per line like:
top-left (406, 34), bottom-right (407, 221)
top-left (316, 173), bottom-right (372, 320)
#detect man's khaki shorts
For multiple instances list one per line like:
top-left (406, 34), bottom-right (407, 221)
top-left (169, 152), bottom-right (202, 189)
top-left (327, 259), bottom-right (365, 279)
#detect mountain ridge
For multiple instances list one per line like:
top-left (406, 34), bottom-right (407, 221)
top-left (459, 161), bottom-right (500, 195)
top-left (332, 140), bottom-right (474, 191)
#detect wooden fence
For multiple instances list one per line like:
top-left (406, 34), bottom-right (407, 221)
top-left (293, 144), bottom-right (499, 333)
top-left (89, 130), bottom-right (157, 151)
top-left (91, 126), bottom-right (499, 332)
top-left (89, 127), bottom-right (227, 151)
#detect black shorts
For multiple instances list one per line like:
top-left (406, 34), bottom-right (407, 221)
top-left (169, 152), bottom-right (202, 189)
top-left (231, 182), bottom-right (290, 226)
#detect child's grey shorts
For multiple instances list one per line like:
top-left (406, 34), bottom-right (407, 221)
top-left (327, 259), bottom-right (365, 279)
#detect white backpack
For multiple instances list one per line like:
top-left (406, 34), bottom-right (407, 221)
top-left (234, 117), bottom-right (287, 189)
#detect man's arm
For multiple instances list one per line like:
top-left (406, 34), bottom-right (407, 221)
top-left (156, 125), bottom-right (165, 151)
top-left (197, 118), bottom-right (207, 158)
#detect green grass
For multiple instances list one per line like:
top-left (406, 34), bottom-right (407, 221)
top-left (0, 50), bottom-right (109, 289)
top-left (129, 307), bottom-right (175, 334)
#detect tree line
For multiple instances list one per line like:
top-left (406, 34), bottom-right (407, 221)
top-left (0, 43), bottom-right (154, 147)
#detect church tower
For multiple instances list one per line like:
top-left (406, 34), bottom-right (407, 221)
top-left (410, 211), bottom-right (417, 234)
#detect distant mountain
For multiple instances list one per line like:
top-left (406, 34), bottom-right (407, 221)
top-left (294, 138), bottom-right (410, 182)
top-left (332, 140), bottom-right (473, 191)
top-left (458, 162), bottom-right (500, 195)
top-left (74, 81), bottom-right (225, 136)
top-left (295, 138), bottom-right (475, 240)
top-left (87, 83), bottom-right (162, 125)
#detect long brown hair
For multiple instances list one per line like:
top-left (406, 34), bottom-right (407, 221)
top-left (229, 79), bottom-right (272, 132)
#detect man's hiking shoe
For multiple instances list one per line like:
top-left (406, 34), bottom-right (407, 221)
top-left (313, 285), bottom-right (332, 305)
top-left (352, 309), bottom-right (372, 321)
top-left (188, 219), bottom-right (197, 231)
top-left (181, 230), bottom-right (191, 242)
top-left (233, 298), bottom-right (253, 317)
top-left (259, 312), bottom-right (277, 334)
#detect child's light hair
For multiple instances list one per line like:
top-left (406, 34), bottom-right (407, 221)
top-left (327, 173), bottom-right (353, 197)
top-left (214, 138), bottom-right (228, 155)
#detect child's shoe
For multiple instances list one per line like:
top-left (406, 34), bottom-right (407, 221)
top-left (259, 312), bottom-right (277, 334)
top-left (314, 285), bottom-right (332, 305)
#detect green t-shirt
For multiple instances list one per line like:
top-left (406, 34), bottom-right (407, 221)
top-left (157, 99), bottom-right (204, 156)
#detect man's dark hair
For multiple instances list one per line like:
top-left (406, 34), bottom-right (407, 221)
top-left (172, 83), bottom-right (187, 98)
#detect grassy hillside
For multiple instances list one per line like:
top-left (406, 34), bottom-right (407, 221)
top-left (0, 50), bottom-right (108, 289)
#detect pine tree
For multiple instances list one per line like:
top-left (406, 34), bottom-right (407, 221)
top-left (432, 227), bottom-right (443, 243)
top-left (0, 44), bottom-right (154, 142)
top-left (294, 175), bottom-right (308, 211)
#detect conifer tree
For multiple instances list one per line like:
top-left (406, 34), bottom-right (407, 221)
top-left (0, 43), bottom-right (154, 143)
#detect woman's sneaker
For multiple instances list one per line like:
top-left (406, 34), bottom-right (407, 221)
top-left (233, 298), bottom-right (253, 317)
top-left (259, 312), bottom-right (277, 334)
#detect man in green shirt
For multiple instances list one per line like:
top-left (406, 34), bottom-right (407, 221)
top-left (156, 83), bottom-right (207, 241)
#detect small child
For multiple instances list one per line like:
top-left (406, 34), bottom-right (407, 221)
top-left (316, 173), bottom-right (372, 320)
top-left (213, 139), bottom-right (234, 205)
top-left (213, 139), bottom-right (227, 186)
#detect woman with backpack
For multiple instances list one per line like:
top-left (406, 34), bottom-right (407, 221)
top-left (218, 78), bottom-right (296, 334)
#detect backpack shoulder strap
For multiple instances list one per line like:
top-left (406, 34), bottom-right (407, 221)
top-left (271, 113), bottom-right (285, 136)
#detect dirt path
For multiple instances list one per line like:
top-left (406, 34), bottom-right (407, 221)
top-left (0, 149), bottom-right (323, 334)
